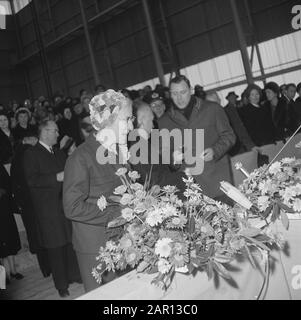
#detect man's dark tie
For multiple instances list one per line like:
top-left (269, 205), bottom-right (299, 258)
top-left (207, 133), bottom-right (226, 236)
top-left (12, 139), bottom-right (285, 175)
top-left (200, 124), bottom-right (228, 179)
top-left (49, 147), bottom-right (54, 154)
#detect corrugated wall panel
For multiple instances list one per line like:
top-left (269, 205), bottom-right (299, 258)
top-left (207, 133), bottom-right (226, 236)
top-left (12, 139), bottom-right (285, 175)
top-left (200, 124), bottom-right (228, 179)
top-left (0, 16), bottom-right (26, 104)
top-left (7, 0), bottom-right (298, 101)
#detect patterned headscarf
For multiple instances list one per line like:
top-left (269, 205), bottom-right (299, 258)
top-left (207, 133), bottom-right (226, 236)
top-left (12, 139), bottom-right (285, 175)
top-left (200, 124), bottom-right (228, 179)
top-left (89, 89), bottom-right (130, 131)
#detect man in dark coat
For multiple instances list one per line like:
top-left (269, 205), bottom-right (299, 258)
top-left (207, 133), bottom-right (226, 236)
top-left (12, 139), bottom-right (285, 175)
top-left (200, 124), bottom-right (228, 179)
top-left (281, 83), bottom-right (297, 134)
top-left (224, 91), bottom-right (255, 156)
top-left (292, 82), bottom-right (301, 132)
top-left (158, 75), bottom-right (236, 202)
top-left (23, 120), bottom-right (80, 298)
top-left (11, 134), bottom-right (51, 278)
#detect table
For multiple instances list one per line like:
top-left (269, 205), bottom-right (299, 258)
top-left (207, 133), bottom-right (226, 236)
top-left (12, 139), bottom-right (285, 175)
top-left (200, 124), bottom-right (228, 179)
top-left (0, 265), bottom-right (5, 289)
top-left (77, 218), bottom-right (301, 300)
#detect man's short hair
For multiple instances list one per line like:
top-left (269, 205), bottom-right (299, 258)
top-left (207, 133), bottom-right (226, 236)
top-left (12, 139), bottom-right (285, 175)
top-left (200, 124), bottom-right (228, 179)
top-left (38, 119), bottom-right (52, 137)
top-left (169, 75), bottom-right (191, 89)
top-left (286, 83), bottom-right (297, 90)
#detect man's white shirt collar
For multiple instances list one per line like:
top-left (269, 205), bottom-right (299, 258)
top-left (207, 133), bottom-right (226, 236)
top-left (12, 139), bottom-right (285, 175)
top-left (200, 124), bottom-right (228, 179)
top-left (39, 140), bottom-right (53, 153)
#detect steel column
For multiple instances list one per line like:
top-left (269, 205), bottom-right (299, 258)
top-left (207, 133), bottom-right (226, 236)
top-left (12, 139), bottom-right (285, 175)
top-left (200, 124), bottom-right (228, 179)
top-left (46, 0), bottom-right (69, 95)
top-left (78, 0), bottom-right (101, 86)
top-left (243, 0), bottom-right (266, 86)
top-left (230, 0), bottom-right (254, 85)
top-left (9, 0), bottom-right (32, 99)
top-left (142, 0), bottom-right (166, 86)
top-left (100, 28), bottom-right (118, 88)
top-left (158, 0), bottom-right (180, 76)
top-left (30, 0), bottom-right (53, 98)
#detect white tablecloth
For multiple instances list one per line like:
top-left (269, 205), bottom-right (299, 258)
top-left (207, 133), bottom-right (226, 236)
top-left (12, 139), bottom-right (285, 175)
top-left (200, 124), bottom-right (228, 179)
top-left (77, 219), bottom-right (301, 300)
top-left (0, 265), bottom-right (6, 290)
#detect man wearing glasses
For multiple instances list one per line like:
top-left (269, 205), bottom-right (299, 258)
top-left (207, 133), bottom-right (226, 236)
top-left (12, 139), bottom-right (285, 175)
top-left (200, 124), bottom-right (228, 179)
top-left (158, 75), bottom-right (236, 203)
top-left (23, 120), bottom-right (81, 298)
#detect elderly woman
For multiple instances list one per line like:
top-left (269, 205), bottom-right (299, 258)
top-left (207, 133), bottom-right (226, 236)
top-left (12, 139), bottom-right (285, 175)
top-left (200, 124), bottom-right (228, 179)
top-left (239, 84), bottom-right (275, 146)
top-left (63, 90), bottom-right (134, 292)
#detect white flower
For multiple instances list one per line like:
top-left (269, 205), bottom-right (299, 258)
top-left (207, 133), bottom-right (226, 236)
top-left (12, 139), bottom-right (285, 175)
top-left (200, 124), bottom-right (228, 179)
top-left (173, 150), bottom-right (184, 164)
top-left (120, 193), bottom-right (133, 206)
top-left (269, 162), bottom-right (282, 175)
top-left (258, 179), bottom-right (276, 195)
top-left (184, 168), bottom-right (192, 176)
top-left (131, 183), bottom-right (144, 192)
top-left (257, 195), bottom-right (270, 211)
top-left (146, 208), bottom-right (163, 226)
top-left (157, 258), bottom-right (172, 274)
top-left (128, 171), bottom-right (140, 181)
top-left (119, 235), bottom-right (133, 249)
top-left (282, 187), bottom-right (296, 203)
top-left (281, 157), bottom-right (295, 163)
top-left (126, 224), bottom-right (138, 238)
top-left (106, 241), bottom-right (116, 252)
top-left (292, 184), bottom-right (301, 196)
top-left (97, 195), bottom-right (107, 211)
top-left (134, 203), bottom-right (147, 213)
top-left (235, 162), bottom-right (242, 170)
top-left (296, 141), bottom-right (301, 148)
top-left (135, 190), bottom-right (146, 199)
top-left (155, 238), bottom-right (173, 258)
top-left (161, 204), bottom-right (178, 218)
top-left (114, 185), bottom-right (127, 195)
top-left (116, 167), bottom-right (128, 176)
top-left (121, 208), bottom-right (135, 221)
top-left (182, 176), bottom-right (194, 184)
top-left (163, 185), bottom-right (177, 193)
top-left (293, 199), bottom-right (301, 212)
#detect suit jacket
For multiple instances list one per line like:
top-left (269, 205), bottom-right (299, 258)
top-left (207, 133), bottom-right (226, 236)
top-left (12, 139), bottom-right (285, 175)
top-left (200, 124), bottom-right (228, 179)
top-left (239, 103), bottom-right (276, 146)
top-left (11, 144), bottom-right (40, 253)
top-left (129, 136), bottom-right (186, 195)
top-left (158, 97), bottom-right (236, 199)
top-left (0, 129), bottom-right (14, 165)
top-left (23, 142), bottom-right (71, 249)
top-left (63, 134), bottom-right (126, 254)
top-left (224, 103), bottom-right (255, 155)
top-left (263, 99), bottom-right (287, 141)
top-left (292, 97), bottom-right (301, 131)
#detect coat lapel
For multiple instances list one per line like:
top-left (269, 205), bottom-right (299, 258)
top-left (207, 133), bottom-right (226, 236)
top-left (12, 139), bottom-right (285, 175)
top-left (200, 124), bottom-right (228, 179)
top-left (169, 98), bottom-right (202, 128)
top-left (189, 98), bottom-right (202, 125)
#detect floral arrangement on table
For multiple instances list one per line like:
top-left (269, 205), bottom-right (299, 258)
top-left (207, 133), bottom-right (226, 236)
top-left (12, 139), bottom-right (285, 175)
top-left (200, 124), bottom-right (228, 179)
top-left (92, 167), bottom-right (284, 290)
top-left (238, 157), bottom-right (301, 228)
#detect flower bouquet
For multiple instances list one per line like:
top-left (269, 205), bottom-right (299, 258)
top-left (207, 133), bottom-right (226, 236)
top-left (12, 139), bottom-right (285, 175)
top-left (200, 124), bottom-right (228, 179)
top-left (238, 157), bottom-right (301, 229)
top-left (92, 168), bottom-right (279, 290)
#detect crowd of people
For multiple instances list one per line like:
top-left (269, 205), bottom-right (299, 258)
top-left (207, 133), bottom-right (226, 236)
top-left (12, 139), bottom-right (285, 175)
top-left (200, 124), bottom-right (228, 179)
top-left (0, 76), bottom-right (301, 297)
